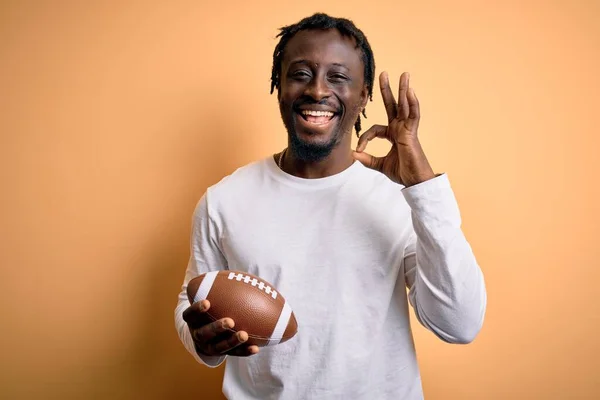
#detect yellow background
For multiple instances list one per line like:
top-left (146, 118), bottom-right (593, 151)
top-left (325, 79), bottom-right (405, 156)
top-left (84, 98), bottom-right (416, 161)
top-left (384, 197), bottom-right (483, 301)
top-left (1, 1), bottom-right (599, 399)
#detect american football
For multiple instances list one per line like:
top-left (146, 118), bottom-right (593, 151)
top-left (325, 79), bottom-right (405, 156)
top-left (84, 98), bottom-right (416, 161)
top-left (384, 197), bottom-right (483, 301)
top-left (187, 270), bottom-right (298, 347)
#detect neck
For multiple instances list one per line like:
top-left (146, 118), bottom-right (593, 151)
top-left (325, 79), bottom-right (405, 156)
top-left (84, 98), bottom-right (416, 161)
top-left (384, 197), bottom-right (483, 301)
top-left (279, 145), bottom-right (354, 179)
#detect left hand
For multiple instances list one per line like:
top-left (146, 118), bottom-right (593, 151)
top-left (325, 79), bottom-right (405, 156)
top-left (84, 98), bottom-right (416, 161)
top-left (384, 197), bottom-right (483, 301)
top-left (353, 71), bottom-right (436, 187)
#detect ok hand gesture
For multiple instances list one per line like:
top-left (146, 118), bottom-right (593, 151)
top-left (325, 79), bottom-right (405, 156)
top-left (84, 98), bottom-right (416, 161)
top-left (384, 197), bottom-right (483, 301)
top-left (353, 72), bottom-right (436, 187)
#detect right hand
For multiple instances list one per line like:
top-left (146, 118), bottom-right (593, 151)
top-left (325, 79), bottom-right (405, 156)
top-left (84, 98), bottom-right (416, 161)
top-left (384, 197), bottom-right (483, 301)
top-left (182, 299), bottom-right (260, 357)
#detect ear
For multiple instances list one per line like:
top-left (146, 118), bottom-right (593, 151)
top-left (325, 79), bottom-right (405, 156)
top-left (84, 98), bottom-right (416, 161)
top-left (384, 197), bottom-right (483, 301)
top-left (359, 84), bottom-right (369, 109)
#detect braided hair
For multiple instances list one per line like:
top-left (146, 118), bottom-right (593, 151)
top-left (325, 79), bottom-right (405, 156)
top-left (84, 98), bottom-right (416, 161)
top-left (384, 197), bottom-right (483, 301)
top-left (270, 13), bottom-right (375, 136)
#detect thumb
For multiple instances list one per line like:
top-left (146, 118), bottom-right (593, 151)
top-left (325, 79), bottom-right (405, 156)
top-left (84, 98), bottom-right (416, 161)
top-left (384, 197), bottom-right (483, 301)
top-left (352, 150), bottom-right (383, 172)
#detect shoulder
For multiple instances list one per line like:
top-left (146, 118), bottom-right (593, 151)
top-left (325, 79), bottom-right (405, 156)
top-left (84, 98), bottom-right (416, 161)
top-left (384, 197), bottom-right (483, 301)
top-left (204, 157), bottom-right (272, 209)
top-left (353, 161), bottom-right (407, 195)
top-left (349, 162), bottom-right (414, 218)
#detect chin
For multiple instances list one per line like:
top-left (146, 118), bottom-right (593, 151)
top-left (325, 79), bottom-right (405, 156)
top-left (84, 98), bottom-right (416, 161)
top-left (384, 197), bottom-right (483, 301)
top-left (288, 127), bottom-right (341, 162)
top-left (281, 108), bottom-right (351, 162)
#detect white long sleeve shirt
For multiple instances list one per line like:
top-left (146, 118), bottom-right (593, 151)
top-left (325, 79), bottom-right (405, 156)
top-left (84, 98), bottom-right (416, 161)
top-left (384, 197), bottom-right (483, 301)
top-left (175, 156), bottom-right (487, 399)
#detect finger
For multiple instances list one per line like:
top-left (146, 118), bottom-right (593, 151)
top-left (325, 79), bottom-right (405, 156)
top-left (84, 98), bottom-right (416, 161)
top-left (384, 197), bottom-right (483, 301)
top-left (355, 124), bottom-right (388, 153)
top-left (212, 330), bottom-right (249, 354)
top-left (225, 344), bottom-right (260, 357)
top-left (193, 317), bottom-right (235, 343)
top-left (406, 87), bottom-right (420, 130)
top-left (352, 150), bottom-right (384, 173)
top-left (379, 71), bottom-right (398, 123)
top-left (397, 72), bottom-right (410, 121)
top-left (182, 300), bottom-right (210, 327)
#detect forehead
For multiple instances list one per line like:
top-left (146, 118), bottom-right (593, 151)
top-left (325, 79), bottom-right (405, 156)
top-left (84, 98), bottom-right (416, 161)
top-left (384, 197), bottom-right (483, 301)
top-left (282, 29), bottom-right (363, 70)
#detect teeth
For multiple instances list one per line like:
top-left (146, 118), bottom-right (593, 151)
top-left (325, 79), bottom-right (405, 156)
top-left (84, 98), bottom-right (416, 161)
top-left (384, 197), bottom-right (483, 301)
top-left (301, 110), bottom-right (334, 117)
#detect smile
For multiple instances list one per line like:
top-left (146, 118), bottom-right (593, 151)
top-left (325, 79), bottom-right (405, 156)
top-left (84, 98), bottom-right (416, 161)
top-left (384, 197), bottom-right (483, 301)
top-left (297, 110), bottom-right (337, 127)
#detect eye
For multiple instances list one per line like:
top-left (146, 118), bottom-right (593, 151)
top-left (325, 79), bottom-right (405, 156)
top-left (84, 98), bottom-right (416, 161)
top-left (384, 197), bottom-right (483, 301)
top-left (291, 70), bottom-right (311, 80)
top-left (329, 73), bottom-right (349, 83)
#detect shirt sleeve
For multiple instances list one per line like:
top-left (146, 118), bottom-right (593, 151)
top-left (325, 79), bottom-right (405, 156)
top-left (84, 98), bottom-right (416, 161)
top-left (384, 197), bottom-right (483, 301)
top-left (401, 173), bottom-right (487, 344)
top-left (174, 192), bottom-right (228, 367)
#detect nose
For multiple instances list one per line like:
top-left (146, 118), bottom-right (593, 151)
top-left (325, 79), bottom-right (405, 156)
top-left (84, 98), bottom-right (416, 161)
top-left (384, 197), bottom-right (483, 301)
top-left (304, 74), bottom-right (330, 101)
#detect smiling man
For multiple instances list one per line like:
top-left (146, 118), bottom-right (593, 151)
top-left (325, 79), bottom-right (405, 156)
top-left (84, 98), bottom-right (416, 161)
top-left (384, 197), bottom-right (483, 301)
top-left (276, 27), bottom-right (368, 166)
top-left (175, 13), bottom-right (487, 400)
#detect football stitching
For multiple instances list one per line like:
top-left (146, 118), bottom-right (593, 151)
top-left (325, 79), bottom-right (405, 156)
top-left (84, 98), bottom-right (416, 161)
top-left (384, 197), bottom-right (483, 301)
top-left (226, 272), bottom-right (279, 300)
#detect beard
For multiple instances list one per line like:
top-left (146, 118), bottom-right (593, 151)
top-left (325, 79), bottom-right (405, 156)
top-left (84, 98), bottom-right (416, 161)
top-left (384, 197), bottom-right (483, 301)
top-left (278, 93), bottom-right (361, 162)
top-left (286, 123), bottom-right (345, 162)
top-left (281, 104), bottom-right (350, 162)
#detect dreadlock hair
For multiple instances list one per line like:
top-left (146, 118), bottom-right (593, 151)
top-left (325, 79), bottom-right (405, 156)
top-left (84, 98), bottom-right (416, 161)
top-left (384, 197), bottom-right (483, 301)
top-left (270, 13), bottom-right (375, 137)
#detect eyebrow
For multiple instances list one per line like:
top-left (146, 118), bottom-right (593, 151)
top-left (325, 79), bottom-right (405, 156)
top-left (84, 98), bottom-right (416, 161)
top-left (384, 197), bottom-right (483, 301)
top-left (289, 60), bottom-right (349, 70)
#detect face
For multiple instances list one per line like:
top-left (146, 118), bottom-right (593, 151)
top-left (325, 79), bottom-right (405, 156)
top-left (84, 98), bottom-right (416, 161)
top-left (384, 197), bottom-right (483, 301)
top-left (278, 29), bottom-right (369, 162)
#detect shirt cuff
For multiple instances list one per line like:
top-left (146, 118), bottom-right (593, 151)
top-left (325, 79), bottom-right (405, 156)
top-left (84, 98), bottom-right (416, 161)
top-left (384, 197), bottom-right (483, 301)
top-left (401, 173), bottom-right (461, 224)
top-left (183, 325), bottom-right (227, 368)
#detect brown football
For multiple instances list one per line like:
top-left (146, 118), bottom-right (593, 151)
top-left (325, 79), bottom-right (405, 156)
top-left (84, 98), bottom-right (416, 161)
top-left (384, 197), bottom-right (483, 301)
top-left (187, 270), bottom-right (298, 347)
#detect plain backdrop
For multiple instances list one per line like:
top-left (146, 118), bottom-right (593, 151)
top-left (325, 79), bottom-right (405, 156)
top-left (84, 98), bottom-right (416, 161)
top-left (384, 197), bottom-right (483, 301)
top-left (1, 0), bottom-right (599, 399)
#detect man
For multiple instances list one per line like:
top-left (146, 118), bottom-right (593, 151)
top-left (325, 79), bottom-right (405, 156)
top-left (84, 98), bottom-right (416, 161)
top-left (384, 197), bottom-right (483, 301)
top-left (175, 13), bottom-right (486, 399)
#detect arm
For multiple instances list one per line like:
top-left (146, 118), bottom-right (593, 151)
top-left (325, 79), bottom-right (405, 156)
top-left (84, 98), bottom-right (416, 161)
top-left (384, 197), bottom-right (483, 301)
top-left (174, 193), bottom-right (227, 367)
top-left (402, 174), bottom-right (486, 343)
top-left (352, 71), bottom-right (486, 342)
